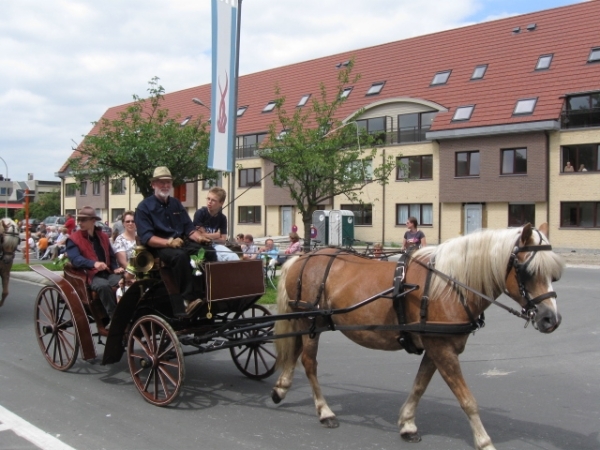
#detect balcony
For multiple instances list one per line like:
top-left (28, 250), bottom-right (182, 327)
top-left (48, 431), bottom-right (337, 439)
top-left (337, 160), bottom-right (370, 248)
top-left (561, 108), bottom-right (600, 129)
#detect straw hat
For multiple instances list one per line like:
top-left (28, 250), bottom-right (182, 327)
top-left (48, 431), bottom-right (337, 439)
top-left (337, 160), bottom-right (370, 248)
top-left (151, 166), bottom-right (173, 181)
top-left (77, 206), bottom-right (101, 221)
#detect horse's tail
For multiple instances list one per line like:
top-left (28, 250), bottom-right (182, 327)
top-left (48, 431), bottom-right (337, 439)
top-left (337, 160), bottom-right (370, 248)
top-left (274, 255), bottom-right (301, 369)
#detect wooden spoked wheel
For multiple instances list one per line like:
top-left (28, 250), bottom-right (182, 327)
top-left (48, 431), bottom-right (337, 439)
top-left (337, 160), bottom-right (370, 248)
top-left (229, 304), bottom-right (276, 380)
top-left (127, 315), bottom-right (184, 406)
top-left (34, 286), bottom-right (80, 371)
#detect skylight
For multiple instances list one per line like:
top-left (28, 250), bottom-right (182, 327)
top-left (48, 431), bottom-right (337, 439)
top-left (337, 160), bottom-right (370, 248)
top-left (237, 106), bottom-right (248, 117)
top-left (180, 115), bottom-right (192, 126)
top-left (262, 101), bottom-right (276, 112)
top-left (452, 105), bottom-right (474, 121)
top-left (513, 98), bottom-right (537, 115)
top-left (340, 87), bottom-right (353, 99)
top-left (535, 54), bottom-right (553, 70)
top-left (471, 65), bottom-right (488, 80)
top-left (366, 82), bottom-right (385, 96)
top-left (431, 70), bottom-right (451, 86)
top-left (297, 94), bottom-right (311, 107)
top-left (588, 47), bottom-right (600, 63)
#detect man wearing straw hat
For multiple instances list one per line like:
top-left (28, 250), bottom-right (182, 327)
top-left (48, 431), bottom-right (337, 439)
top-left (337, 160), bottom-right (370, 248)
top-left (135, 167), bottom-right (212, 317)
top-left (66, 206), bottom-right (125, 320)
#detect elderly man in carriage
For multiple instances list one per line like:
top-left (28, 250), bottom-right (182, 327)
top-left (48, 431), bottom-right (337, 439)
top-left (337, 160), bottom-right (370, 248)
top-left (135, 166), bottom-right (215, 318)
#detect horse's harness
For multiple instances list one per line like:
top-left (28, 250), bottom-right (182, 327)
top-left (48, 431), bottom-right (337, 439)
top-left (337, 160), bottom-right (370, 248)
top-left (290, 232), bottom-right (556, 354)
top-left (0, 224), bottom-right (19, 262)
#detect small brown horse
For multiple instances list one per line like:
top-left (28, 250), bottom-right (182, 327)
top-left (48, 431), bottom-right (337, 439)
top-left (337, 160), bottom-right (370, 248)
top-left (0, 219), bottom-right (20, 307)
top-left (272, 224), bottom-right (564, 450)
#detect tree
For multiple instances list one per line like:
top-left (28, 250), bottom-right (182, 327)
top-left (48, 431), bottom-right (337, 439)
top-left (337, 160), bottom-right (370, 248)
top-left (15, 191), bottom-right (61, 221)
top-left (260, 60), bottom-right (398, 249)
top-left (69, 77), bottom-right (216, 198)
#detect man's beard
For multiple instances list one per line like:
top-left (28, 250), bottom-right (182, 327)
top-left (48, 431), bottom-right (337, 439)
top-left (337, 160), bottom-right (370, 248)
top-left (155, 187), bottom-right (171, 200)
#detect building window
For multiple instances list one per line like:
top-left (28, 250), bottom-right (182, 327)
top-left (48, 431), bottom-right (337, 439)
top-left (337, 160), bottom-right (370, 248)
top-left (562, 93), bottom-right (600, 129)
top-left (203, 172), bottom-right (223, 190)
top-left (562, 144), bottom-right (599, 173)
top-left (366, 82), bottom-right (385, 96)
top-left (456, 151), bottom-right (480, 177)
top-left (93, 181), bottom-right (101, 195)
top-left (65, 183), bottom-right (76, 197)
top-left (344, 159), bottom-right (373, 182)
top-left (236, 106), bottom-right (248, 117)
top-left (509, 204), bottom-right (535, 227)
top-left (340, 87), bottom-right (353, 99)
top-left (471, 64), bottom-right (488, 80)
top-left (79, 181), bottom-right (87, 196)
top-left (513, 98), bottom-right (537, 115)
top-left (452, 105), bottom-right (474, 121)
top-left (111, 208), bottom-right (125, 223)
top-left (397, 155), bottom-right (433, 180)
top-left (396, 204), bottom-right (433, 226)
top-left (239, 168), bottom-right (261, 188)
top-left (501, 148), bottom-right (527, 174)
top-left (297, 94), bottom-right (311, 107)
top-left (262, 101), bottom-right (276, 112)
top-left (238, 206), bottom-right (261, 224)
top-left (341, 204), bottom-right (372, 226)
top-left (236, 133), bottom-right (267, 158)
top-left (588, 47), bottom-right (600, 63)
top-left (356, 117), bottom-right (387, 144)
top-left (431, 70), bottom-right (451, 86)
top-left (398, 111), bottom-right (437, 143)
top-left (111, 178), bottom-right (126, 195)
top-left (65, 209), bottom-right (76, 217)
top-left (180, 115), bottom-right (192, 126)
top-left (535, 54), bottom-right (553, 70)
top-left (561, 202), bottom-right (600, 228)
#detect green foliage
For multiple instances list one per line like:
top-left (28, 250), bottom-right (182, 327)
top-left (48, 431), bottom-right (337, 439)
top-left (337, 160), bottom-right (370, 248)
top-left (15, 191), bottom-right (60, 221)
top-left (259, 60), bottom-right (397, 249)
top-left (69, 77), bottom-right (217, 198)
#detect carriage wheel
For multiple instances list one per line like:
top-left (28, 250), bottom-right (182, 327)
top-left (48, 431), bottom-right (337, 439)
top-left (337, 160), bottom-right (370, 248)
top-left (34, 286), bottom-right (80, 371)
top-left (127, 315), bottom-right (184, 406)
top-left (229, 304), bottom-right (276, 380)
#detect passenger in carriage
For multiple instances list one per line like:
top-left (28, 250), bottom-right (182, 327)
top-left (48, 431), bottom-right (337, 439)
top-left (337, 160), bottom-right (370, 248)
top-left (135, 167), bottom-right (213, 317)
top-left (193, 186), bottom-right (239, 261)
top-left (65, 206), bottom-right (125, 319)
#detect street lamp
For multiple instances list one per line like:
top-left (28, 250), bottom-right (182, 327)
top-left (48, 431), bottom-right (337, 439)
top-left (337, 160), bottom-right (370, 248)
top-left (192, 98), bottom-right (210, 111)
top-left (0, 156), bottom-right (8, 219)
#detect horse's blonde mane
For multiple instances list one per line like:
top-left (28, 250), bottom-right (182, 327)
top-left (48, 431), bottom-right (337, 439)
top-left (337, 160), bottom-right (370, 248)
top-left (412, 226), bottom-right (564, 304)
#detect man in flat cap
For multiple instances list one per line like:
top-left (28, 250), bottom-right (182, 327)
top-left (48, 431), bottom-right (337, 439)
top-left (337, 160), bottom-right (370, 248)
top-left (135, 167), bottom-right (212, 317)
top-left (66, 206), bottom-right (125, 320)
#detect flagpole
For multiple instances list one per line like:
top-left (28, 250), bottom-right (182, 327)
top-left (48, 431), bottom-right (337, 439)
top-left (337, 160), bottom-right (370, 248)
top-left (228, 0), bottom-right (242, 238)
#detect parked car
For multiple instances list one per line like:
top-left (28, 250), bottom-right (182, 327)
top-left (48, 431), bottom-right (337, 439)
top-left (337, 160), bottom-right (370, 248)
top-left (20, 218), bottom-right (41, 233)
top-left (42, 215), bottom-right (66, 228)
top-left (96, 221), bottom-right (112, 236)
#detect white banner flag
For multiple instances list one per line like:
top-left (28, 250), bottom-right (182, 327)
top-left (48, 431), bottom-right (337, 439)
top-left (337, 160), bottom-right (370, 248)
top-left (210, 0), bottom-right (239, 172)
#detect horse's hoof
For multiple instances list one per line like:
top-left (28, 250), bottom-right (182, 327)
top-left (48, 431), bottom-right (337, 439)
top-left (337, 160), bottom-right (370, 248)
top-left (401, 431), bottom-right (422, 443)
top-left (271, 389), bottom-right (282, 404)
top-left (320, 417), bottom-right (339, 428)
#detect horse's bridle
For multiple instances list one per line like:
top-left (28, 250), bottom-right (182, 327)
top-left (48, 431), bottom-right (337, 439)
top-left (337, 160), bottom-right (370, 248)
top-left (0, 223), bottom-right (20, 262)
top-left (505, 229), bottom-right (557, 327)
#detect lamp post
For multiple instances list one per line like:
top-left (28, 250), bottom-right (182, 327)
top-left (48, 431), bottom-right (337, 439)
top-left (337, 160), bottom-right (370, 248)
top-left (0, 156), bottom-right (8, 219)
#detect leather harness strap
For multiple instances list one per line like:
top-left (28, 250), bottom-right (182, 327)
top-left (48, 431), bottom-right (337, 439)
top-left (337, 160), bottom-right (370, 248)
top-left (294, 249), bottom-right (343, 310)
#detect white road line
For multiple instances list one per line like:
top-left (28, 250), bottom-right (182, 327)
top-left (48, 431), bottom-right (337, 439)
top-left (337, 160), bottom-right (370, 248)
top-left (0, 405), bottom-right (77, 450)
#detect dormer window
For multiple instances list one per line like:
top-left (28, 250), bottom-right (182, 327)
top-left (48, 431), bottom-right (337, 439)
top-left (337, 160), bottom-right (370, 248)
top-left (471, 65), bottom-right (488, 80)
top-left (535, 54), bottom-right (553, 70)
top-left (340, 87), bottom-right (353, 99)
top-left (513, 98), bottom-right (537, 115)
top-left (431, 70), bottom-right (451, 86)
top-left (452, 105), bottom-right (474, 121)
top-left (588, 47), bottom-right (600, 63)
top-left (262, 101), bottom-right (276, 112)
top-left (237, 106), bottom-right (248, 117)
top-left (297, 94), bottom-right (311, 107)
top-left (366, 82), bottom-right (385, 96)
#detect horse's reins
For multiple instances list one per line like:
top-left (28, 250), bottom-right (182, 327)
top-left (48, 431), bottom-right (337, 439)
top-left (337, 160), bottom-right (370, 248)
top-left (0, 223), bottom-right (19, 261)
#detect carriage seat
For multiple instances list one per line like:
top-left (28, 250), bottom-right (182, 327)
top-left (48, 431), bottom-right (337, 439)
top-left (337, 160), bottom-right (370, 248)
top-left (62, 263), bottom-right (112, 324)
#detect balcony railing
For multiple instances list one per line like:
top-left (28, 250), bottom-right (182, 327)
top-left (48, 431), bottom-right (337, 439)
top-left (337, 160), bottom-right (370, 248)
top-left (561, 108), bottom-right (600, 129)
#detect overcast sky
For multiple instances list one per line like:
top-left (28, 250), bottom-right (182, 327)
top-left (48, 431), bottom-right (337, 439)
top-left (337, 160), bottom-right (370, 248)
top-left (0, 0), bottom-right (585, 182)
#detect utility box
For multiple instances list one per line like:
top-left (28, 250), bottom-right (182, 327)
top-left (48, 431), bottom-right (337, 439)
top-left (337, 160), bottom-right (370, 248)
top-left (328, 210), bottom-right (355, 247)
top-left (311, 210), bottom-right (330, 246)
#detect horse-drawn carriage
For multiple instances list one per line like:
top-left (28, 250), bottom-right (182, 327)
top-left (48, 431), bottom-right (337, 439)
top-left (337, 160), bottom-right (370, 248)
top-left (29, 223), bottom-right (565, 450)
top-left (31, 254), bottom-right (276, 406)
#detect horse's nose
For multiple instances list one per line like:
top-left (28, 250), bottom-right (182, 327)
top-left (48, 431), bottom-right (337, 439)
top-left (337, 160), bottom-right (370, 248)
top-left (536, 307), bottom-right (561, 333)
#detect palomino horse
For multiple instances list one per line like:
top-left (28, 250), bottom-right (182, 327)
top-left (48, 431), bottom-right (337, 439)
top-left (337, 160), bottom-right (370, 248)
top-left (0, 219), bottom-right (20, 306)
top-left (272, 224), bottom-right (564, 450)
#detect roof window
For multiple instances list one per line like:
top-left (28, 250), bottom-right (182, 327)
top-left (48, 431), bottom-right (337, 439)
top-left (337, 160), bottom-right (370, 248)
top-left (237, 106), bottom-right (248, 117)
top-left (513, 98), bottom-right (537, 115)
top-left (262, 101), bottom-right (276, 113)
top-left (452, 105), bottom-right (474, 121)
top-left (297, 94), bottom-right (311, 107)
top-left (535, 54), bottom-right (553, 70)
top-left (180, 115), bottom-right (192, 126)
top-left (340, 87), bottom-right (353, 99)
top-left (366, 82), bottom-right (385, 96)
top-left (471, 65), bottom-right (488, 80)
top-left (588, 47), bottom-right (600, 63)
top-left (431, 70), bottom-right (451, 86)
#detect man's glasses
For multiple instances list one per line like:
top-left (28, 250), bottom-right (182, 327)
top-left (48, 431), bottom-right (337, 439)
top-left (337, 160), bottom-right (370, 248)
top-left (124, 220), bottom-right (135, 223)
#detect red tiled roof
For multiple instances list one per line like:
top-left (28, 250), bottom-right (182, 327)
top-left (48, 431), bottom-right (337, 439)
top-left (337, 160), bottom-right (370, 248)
top-left (59, 1), bottom-right (600, 172)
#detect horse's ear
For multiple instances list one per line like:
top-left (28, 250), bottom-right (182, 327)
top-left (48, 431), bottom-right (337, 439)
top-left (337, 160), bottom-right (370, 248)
top-left (520, 223), bottom-right (533, 245)
top-left (537, 222), bottom-right (549, 238)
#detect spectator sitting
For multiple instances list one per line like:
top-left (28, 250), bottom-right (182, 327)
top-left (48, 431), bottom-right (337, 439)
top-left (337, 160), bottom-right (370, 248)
top-left (372, 242), bottom-right (388, 261)
top-left (37, 232), bottom-right (49, 259)
top-left (270, 232), bottom-right (302, 267)
top-left (236, 233), bottom-right (247, 252)
top-left (259, 238), bottom-right (280, 266)
top-left (242, 234), bottom-right (259, 260)
top-left (42, 227), bottom-right (69, 260)
top-left (113, 210), bottom-right (137, 268)
top-left (19, 235), bottom-right (36, 254)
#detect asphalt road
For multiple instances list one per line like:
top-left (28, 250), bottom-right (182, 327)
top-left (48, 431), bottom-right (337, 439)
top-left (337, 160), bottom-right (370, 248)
top-left (0, 267), bottom-right (598, 450)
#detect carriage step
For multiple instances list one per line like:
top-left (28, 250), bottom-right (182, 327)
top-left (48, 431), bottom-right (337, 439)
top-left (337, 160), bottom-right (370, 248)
top-left (179, 336), bottom-right (228, 350)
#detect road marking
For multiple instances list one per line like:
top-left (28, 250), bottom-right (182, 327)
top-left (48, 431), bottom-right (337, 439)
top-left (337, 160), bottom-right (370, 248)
top-left (0, 405), bottom-right (77, 450)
